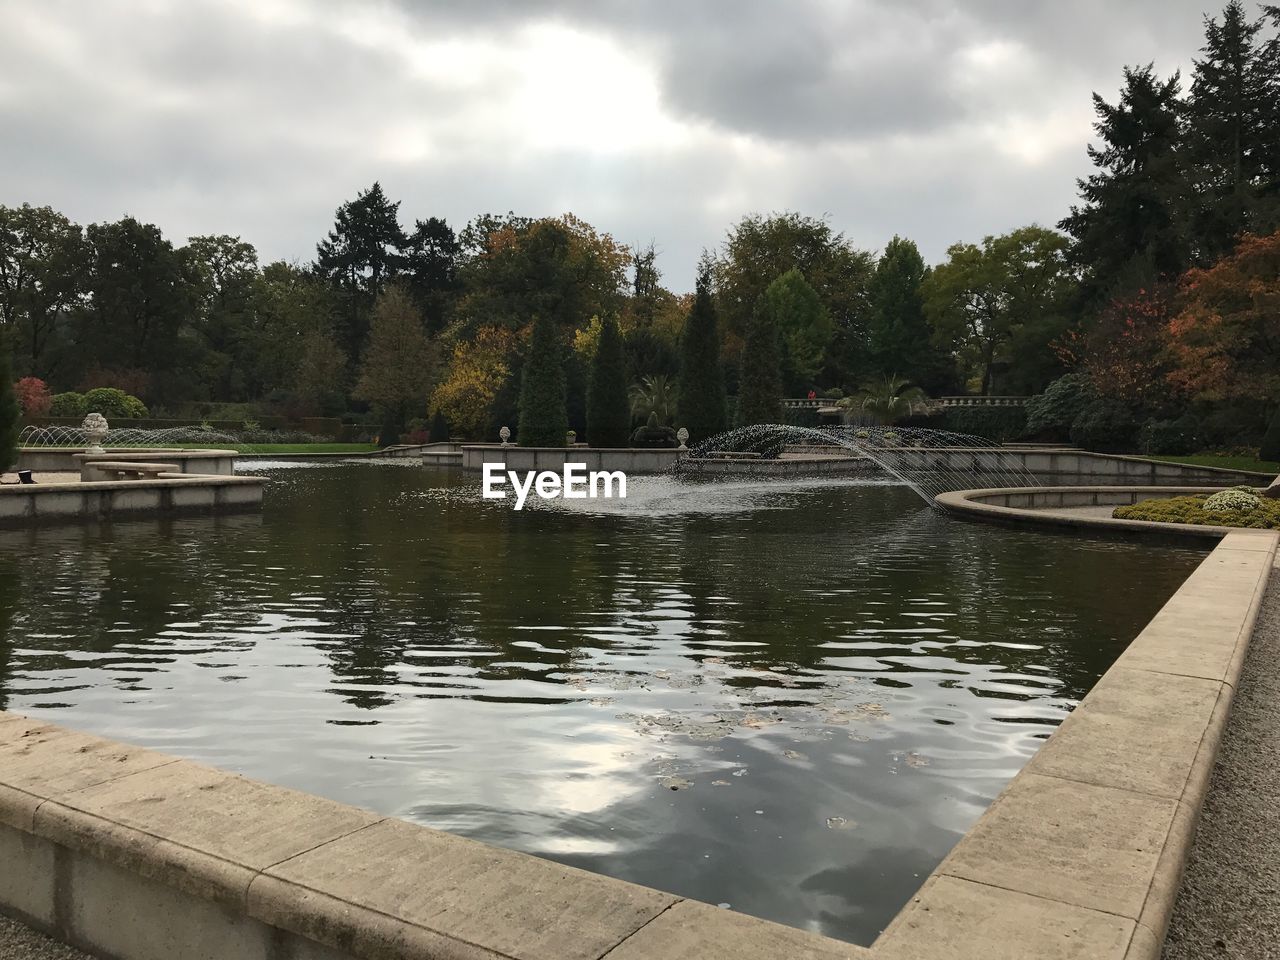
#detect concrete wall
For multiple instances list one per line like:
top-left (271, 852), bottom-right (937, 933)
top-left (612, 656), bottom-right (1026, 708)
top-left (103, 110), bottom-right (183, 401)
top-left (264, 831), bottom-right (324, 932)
top-left (1, 531), bottom-right (1274, 960)
top-left (0, 475), bottom-right (264, 528)
top-left (18, 448), bottom-right (237, 477)
top-left (918, 447), bottom-right (1271, 487)
top-left (462, 445), bottom-right (681, 474)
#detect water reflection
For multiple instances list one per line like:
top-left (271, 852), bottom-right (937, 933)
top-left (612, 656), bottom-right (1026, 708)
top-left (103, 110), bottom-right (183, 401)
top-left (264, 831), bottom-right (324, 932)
top-left (0, 465), bottom-right (1201, 944)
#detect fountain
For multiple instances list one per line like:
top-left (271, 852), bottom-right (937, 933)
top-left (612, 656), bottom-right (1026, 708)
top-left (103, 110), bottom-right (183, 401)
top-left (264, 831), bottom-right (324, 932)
top-left (675, 424), bottom-right (1040, 509)
top-left (18, 422), bottom-right (240, 449)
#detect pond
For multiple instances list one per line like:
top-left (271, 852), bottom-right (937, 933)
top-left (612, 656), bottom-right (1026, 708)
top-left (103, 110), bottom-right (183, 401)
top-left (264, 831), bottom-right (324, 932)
top-left (0, 463), bottom-right (1202, 945)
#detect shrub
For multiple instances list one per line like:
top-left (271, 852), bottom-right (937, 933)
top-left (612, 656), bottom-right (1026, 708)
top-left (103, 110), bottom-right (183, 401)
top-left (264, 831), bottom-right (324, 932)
top-left (1070, 398), bottom-right (1139, 452)
top-left (1262, 405), bottom-right (1280, 463)
top-left (1023, 374), bottom-right (1087, 440)
top-left (82, 387), bottom-right (148, 420)
top-left (940, 405), bottom-right (1027, 443)
top-left (1139, 414), bottom-right (1203, 456)
top-left (1204, 489), bottom-right (1262, 511)
top-left (13, 377), bottom-right (52, 417)
top-left (49, 392), bottom-right (88, 418)
top-left (630, 412), bottom-right (677, 448)
top-left (782, 406), bottom-right (820, 428)
top-left (1114, 493), bottom-right (1280, 529)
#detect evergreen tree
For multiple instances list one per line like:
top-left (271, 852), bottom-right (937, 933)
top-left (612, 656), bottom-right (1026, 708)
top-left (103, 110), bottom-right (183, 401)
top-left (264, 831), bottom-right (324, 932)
top-left (315, 182), bottom-right (407, 359)
top-left (0, 333), bottom-right (19, 472)
top-left (736, 298), bottom-right (783, 426)
top-left (1186, 2), bottom-right (1280, 261)
top-left (402, 216), bottom-right (459, 334)
top-left (429, 408), bottom-right (450, 442)
top-left (865, 236), bottom-right (956, 391)
top-left (353, 286), bottom-right (438, 442)
top-left (517, 313), bottom-right (569, 446)
top-left (1060, 65), bottom-right (1191, 300)
top-left (759, 269), bottom-right (832, 394)
top-left (675, 266), bottom-right (728, 442)
top-left (586, 315), bottom-right (631, 447)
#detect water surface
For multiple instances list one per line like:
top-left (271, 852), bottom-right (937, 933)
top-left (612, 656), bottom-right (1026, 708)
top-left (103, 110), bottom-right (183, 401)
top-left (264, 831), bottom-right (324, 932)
top-left (0, 464), bottom-right (1201, 944)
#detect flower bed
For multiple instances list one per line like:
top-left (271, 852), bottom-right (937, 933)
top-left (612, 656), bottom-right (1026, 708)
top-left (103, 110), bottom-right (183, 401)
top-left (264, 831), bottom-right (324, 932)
top-left (1114, 491), bottom-right (1280, 529)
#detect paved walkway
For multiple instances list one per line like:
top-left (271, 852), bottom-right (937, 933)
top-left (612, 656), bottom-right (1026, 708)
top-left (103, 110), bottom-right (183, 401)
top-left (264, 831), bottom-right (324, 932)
top-left (1163, 562), bottom-right (1280, 959)
top-left (0, 917), bottom-right (90, 960)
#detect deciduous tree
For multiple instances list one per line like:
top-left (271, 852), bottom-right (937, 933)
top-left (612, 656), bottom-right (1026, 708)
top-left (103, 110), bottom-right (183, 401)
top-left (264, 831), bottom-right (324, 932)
top-left (353, 286), bottom-right (439, 438)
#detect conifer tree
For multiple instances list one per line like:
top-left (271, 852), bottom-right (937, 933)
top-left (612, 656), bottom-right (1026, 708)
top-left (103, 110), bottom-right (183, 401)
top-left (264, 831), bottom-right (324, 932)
top-left (1261, 403), bottom-right (1280, 463)
top-left (736, 299), bottom-right (783, 426)
top-left (1060, 65), bottom-right (1191, 300)
top-left (586, 315), bottom-right (631, 447)
top-left (517, 313), bottom-right (569, 446)
top-left (675, 266), bottom-right (728, 442)
top-left (0, 334), bottom-right (19, 472)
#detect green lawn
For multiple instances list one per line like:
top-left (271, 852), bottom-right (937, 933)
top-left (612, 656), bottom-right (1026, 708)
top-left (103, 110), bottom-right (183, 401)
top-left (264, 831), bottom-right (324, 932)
top-left (1147, 453), bottom-right (1280, 475)
top-left (190, 443), bottom-right (380, 455)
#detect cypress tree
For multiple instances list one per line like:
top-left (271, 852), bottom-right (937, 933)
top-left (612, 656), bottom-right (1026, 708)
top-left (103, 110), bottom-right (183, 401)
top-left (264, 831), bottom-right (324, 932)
top-left (429, 408), bottom-right (449, 442)
top-left (736, 298), bottom-right (783, 427)
top-left (586, 315), bottom-right (631, 447)
top-left (675, 266), bottom-right (728, 442)
top-left (0, 334), bottom-right (19, 473)
top-left (1261, 404), bottom-right (1280, 463)
top-left (517, 314), bottom-right (569, 446)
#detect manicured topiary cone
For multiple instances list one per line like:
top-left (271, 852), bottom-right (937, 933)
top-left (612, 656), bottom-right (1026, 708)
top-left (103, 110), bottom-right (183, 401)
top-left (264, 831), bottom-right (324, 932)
top-left (736, 298), bottom-right (783, 427)
top-left (676, 268), bottom-right (728, 443)
top-left (517, 314), bottom-right (569, 447)
top-left (586, 315), bottom-right (631, 447)
top-left (0, 334), bottom-right (19, 473)
top-left (1261, 404), bottom-right (1280, 463)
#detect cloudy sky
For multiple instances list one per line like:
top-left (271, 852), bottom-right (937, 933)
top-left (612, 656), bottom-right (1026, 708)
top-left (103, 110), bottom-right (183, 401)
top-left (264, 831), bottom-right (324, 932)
top-left (0, 0), bottom-right (1222, 290)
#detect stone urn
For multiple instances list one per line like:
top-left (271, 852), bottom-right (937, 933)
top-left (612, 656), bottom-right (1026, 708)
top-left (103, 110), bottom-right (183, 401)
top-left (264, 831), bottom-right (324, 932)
top-left (677, 427), bottom-right (689, 451)
top-left (499, 426), bottom-right (511, 446)
top-left (82, 413), bottom-right (109, 455)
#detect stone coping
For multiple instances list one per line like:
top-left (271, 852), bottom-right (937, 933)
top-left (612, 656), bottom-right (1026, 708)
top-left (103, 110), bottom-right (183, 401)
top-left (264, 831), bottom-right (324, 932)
top-left (0, 474), bottom-right (263, 495)
top-left (0, 531), bottom-right (1274, 959)
top-left (72, 449), bottom-right (238, 462)
top-left (936, 485), bottom-right (1267, 539)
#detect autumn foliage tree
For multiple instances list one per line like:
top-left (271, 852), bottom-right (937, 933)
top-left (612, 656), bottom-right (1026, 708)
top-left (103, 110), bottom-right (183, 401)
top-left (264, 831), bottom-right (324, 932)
top-left (429, 326), bottom-right (514, 439)
top-left (1166, 230), bottom-right (1280, 406)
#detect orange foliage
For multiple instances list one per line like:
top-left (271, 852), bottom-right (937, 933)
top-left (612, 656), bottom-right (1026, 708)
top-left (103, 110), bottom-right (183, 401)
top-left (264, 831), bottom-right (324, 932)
top-left (1166, 231), bottom-right (1280, 403)
top-left (429, 326), bottom-right (518, 438)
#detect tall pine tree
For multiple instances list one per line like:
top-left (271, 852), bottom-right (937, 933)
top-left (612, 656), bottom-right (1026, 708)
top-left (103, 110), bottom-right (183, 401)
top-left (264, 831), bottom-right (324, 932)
top-left (676, 266), bottom-right (728, 442)
top-left (1060, 65), bottom-right (1191, 301)
top-left (865, 236), bottom-right (954, 392)
top-left (517, 313), bottom-right (569, 446)
top-left (1186, 1), bottom-right (1280, 261)
top-left (586, 315), bottom-right (631, 447)
top-left (736, 298), bottom-right (783, 426)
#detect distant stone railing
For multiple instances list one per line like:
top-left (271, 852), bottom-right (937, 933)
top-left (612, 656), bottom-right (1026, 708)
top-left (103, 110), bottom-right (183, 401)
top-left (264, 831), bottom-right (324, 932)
top-left (937, 396), bottom-right (1029, 408)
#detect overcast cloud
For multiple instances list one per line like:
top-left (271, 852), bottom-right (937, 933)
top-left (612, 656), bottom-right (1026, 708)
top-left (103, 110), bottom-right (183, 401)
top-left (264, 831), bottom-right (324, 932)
top-left (0, 0), bottom-right (1219, 289)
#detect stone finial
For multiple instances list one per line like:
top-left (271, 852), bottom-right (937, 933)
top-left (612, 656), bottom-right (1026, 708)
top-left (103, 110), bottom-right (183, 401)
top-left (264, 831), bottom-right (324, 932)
top-left (677, 427), bottom-right (689, 451)
top-left (499, 426), bottom-right (511, 446)
top-left (82, 412), bottom-right (109, 455)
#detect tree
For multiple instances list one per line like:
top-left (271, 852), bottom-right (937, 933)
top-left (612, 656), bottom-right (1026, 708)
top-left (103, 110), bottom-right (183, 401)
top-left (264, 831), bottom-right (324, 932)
top-left (0, 204), bottom-right (86, 379)
top-left (182, 235), bottom-right (259, 402)
top-left (430, 326), bottom-right (515, 440)
top-left (736, 299), bottom-right (782, 426)
top-left (79, 217), bottom-right (194, 401)
top-left (676, 268), bottom-right (728, 441)
top-left (1186, 2), bottom-right (1280, 262)
top-left (0, 334), bottom-right (19, 471)
top-left (629, 374), bottom-right (679, 425)
top-left (353, 286), bottom-right (439, 439)
top-left (315, 182), bottom-right (407, 357)
top-left (1060, 65), bottom-right (1191, 300)
top-left (838, 376), bottom-right (929, 424)
top-left (293, 329), bottom-right (348, 415)
top-left (712, 213), bottom-right (874, 384)
top-left (758, 269), bottom-right (832, 393)
top-left (517, 313), bottom-right (569, 446)
top-left (402, 216), bottom-right (459, 333)
top-left (586, 314), bottom-right (630, 447)
top-left (1261, 403), bottom-right (1280, 461)
top-left (250, 262), bottom-right (341, 403)
top-left (923, 226), bottom-right (1073, 395)
top-left (1166, 230), bottom-right (1280, 406)
top-left (13, 377), bottom-right (51, 417)
top-left (866, 236), bottom-right (954, 392)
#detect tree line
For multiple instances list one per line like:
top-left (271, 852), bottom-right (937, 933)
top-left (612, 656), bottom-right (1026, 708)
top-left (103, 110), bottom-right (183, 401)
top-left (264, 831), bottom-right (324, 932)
top-left (2, 1), bottom-right (1279, 454)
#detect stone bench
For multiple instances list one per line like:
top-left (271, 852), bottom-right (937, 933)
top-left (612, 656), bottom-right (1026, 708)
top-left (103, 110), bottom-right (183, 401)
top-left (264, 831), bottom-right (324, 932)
top-left (80, 461), bottom-right (180, 482)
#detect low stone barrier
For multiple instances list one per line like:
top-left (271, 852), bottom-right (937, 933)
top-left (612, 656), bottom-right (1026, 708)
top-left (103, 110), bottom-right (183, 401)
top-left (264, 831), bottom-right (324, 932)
top-left (18, 448), bottom-right (236, 476)
top-left (1, 530), bottom-right (1273, 959)
top-left (0, 475), bottom-right (264, 528)
top-left (462, 445), bottom-right (681, 474)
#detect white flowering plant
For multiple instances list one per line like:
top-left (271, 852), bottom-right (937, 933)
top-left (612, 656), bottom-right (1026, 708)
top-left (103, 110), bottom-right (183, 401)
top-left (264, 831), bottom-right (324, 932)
top-left (1204, 489), bottom-right (1262, 512)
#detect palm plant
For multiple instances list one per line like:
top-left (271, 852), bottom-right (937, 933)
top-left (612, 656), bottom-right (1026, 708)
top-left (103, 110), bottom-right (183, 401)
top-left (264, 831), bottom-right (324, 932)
top-left (838, 375), bottom-right (930, 425)
top-left (629, 374), bottom-right (679, 425)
